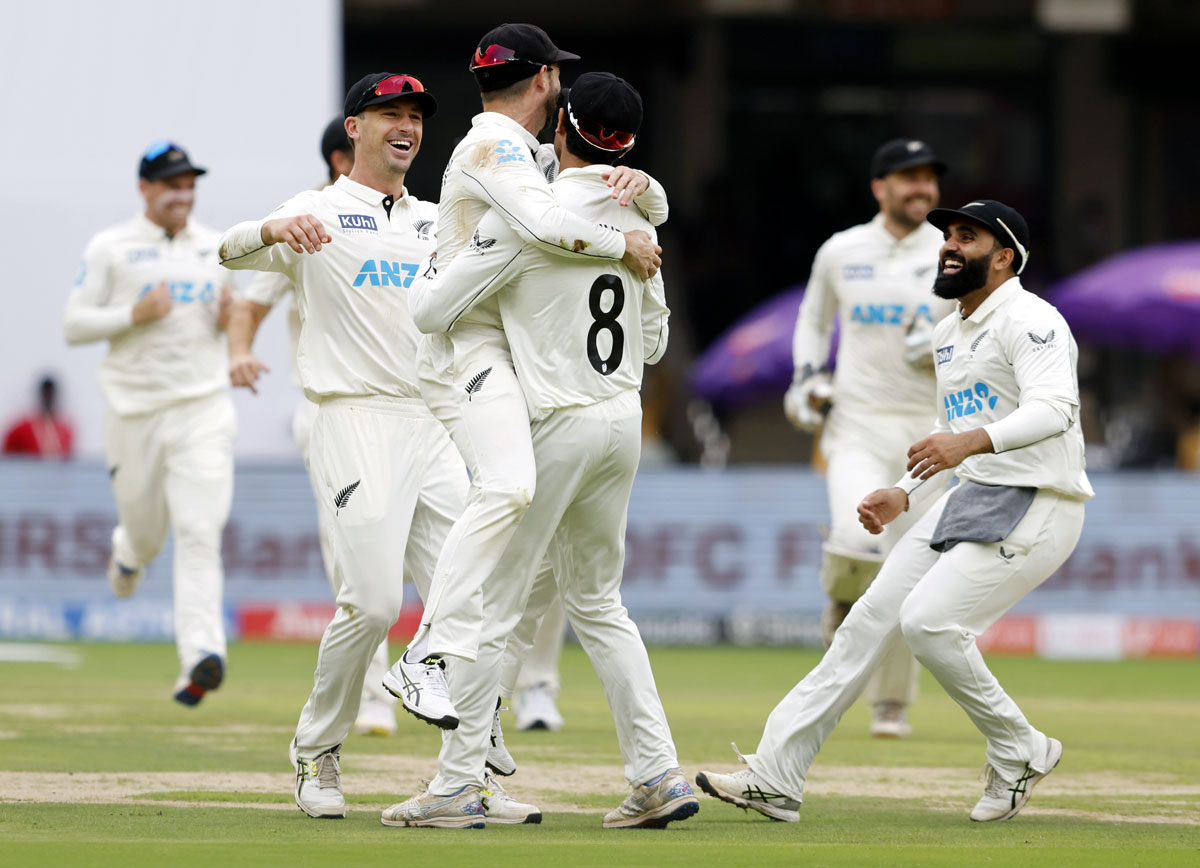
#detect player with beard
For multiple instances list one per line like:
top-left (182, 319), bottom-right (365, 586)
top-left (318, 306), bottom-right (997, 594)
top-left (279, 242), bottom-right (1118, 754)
top-left (783, 139), bottom-right (956, 739)
top-left (699, 200), bottom-right (1092, 824)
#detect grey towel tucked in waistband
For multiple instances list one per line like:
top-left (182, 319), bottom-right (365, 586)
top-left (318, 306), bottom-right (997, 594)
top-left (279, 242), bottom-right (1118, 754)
top-left (929, 480), bottom-right (1037, 553)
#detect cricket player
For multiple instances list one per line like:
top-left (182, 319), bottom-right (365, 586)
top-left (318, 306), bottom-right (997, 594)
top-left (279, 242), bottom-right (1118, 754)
top-left (384, 23), bottom-right (664, 734)
top-left (382, 72), bottom-right (697, 830)
top-left (64, 142), bottom-right (236, 707)
top-left (217, 73), bottom-right (533, 823)
top-left (783, 139), bottom-right (956, 738)
top-left (226, 118), bottom-right (400, 738)
top-left (698, 200), bottom-right (1093, 823)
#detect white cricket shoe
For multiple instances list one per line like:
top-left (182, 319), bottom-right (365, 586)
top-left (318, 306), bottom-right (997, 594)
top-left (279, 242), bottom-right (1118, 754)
top-left (382, 654), bottom-right (459, 730)
top-left (486, 701), bottom-right (516, 777)
top-left (869, 701), bottom-right (913, 739)
top-left (289, 740), bottom-right (345, 819)
top-left (380, 783), bottom-right (486, 829)
top-left (970, 737), bottom-right (1063, 822)
top-left (514, 683), bottom-right (564, 732)
top-left (354, 696), bottom-right (397, 736)
top-left (696, 745), bottom-right (800, 822)
top-left (603, 768), bottom-right (700, 829)
top-left (106, 554), bottom-right (143, 598)
top-left (481, 774), bottom-right (541, 824)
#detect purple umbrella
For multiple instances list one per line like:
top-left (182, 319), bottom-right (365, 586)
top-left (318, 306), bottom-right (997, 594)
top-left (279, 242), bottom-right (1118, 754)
top-left (688, 285), bottom-right (840, 409)
top-left (1049, 241), bottom-right (1200, 359)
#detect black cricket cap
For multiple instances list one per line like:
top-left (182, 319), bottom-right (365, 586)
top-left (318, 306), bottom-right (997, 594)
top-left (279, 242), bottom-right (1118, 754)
top-left (320, 117), bottom-right (351, 166)
top-left (563, 72), bottom-right (642, 152)
top-left (871, 138), bottom-right (947, 178)
top-left (344, 72), bottom-right (438, 119)
top-left (928, 199), bottom-right (1031, 275)
top-left (139, 141), bottom-right (207, 181)
top-left (471, 23), bottom-right (580, 92)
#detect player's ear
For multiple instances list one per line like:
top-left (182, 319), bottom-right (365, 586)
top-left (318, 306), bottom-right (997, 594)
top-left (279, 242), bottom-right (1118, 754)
top-left (869, 176), bottom-right (885, 206)
top-left (555, 107), bottom-right (566, 136)
top-left (345, 115), bottom-right (360, 148)
top-left (993, 245), bottom-right (1015, 274)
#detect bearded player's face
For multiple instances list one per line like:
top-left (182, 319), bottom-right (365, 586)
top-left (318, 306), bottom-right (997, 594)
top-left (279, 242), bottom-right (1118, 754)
top-left (933, 221), bottom-right (999, 299)
top-left (875, 164), bottom-right (939, 232)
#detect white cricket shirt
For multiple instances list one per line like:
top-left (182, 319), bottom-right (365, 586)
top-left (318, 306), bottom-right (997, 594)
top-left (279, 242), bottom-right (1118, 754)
top-left (414, 166), bottom-right (669, 420)
top-left (63, 214), bottom-right (235, 416)
top-left (792, 214), bottom-right (953, 419)
top-left (926, 277), bottom-right (1093, 499)
top-left (218, 175), bottom-right (436, 401)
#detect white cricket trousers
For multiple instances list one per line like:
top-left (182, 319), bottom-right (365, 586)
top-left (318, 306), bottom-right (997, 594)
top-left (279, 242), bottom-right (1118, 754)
top-left (104, 391), bottom-right (234, 675)
top-left (293, 396), bottom-right (391, 710)
top-left (821, 409), bottom-right (943, 707)
top-left (413, 332), bottom-right (537, 662)
top-left (746, 485), bottom-right (1085, 800)
top-left (293, 396), bottom-right (466, 756)
top-left (432, 391), bottom-right (680, 792)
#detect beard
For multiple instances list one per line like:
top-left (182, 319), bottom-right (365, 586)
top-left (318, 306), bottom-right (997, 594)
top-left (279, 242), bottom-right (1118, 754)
top-left (536, 86), bottom-right (561, 140)
top-left (932, 251), bottom-right (992, 299)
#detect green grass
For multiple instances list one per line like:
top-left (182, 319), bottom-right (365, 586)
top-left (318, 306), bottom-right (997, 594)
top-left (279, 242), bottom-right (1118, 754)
top-left (1, 642), bottom-right (1198, 867)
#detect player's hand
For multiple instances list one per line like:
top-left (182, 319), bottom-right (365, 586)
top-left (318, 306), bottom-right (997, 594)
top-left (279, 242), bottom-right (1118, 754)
top-left (262, 215), bottom-right (331, 254)
top-left (621, 230), bottom-right (661, 280)
top-left (857, 488), bottom-right (908, 534)
top-left (783, 377), bottom-right (832, 432)
top-left (229, 352), bottom-right (270, 393)
top-left (603, 167), bottom-right (648, 207)
top-left (903, 318), bottom-right (936, 368)
top-left (906, 430), bottom-right (993, 479)
top-left (132, 282), bottom-right (173, 324)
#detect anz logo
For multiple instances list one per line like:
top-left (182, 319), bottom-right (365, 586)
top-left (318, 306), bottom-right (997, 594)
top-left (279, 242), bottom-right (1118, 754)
top-left (945, 381), bottom-right (998, 421)
top-left (494, 139), bottom-right (525, 163)
top-left (137, 281), bottom-right (217, 303)
top-left (851, 303), bottom-right (932, 325)
top-left (353, 260), bottom-right (419, 288)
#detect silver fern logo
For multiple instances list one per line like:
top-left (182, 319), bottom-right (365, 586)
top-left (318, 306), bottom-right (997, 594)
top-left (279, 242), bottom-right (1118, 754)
top-left (469, 229), bottom-right (496, 253)
top-left (333, 480), bottom-right (360, 514)
top-left (971, 329), bottom-right (990, 353)
top-left (412, 219), bottom-right (433, 240)
top-left (465, 367), bottom-right (492, 401)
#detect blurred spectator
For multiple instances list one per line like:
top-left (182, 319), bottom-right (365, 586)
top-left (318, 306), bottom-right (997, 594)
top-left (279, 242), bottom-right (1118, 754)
top-left (2, 375), bottom-right (74, 458)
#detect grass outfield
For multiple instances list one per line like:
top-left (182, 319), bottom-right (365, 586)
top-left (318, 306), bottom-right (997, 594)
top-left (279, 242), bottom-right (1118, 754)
top-left (1, 642), bottom-right (1197, 867)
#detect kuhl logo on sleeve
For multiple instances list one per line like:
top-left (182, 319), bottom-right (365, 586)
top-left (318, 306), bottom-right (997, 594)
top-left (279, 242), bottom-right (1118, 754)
top-left (944, 381), bottom-right (998, 421)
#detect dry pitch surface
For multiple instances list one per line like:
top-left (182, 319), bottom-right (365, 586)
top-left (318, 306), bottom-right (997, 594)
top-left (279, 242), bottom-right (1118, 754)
top-left (1, 642), bottom-right (1198, 867)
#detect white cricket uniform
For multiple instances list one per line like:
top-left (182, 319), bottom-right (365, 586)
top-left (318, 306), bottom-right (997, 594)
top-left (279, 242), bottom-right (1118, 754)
top-left (418, 166), bottom-right (675, 792)
top-left (63, 214), bottom-right (237, 678)
top-left (219, 175), bottom-right (467, 755)
top-left (409, 111), bottom-right (666, 664)
top-left (792, 214), bottom-right (954, 705)
top-left (749, 277), bottom-right (1093, 800)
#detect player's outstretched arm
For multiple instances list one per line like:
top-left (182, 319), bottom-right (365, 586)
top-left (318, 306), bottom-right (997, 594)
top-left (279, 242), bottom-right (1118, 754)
top-left (219, 197), bottom-right (326, 272)
top-left (227, 299), bottom-right (272, 393)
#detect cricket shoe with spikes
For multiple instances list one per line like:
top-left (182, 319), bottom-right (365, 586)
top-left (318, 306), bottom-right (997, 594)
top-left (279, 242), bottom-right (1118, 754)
top-left (383, 653), bottom-right (458, 730)
top-left (602, 768), bottom-right (700, 829)
top-left (289, 740), bottom-right (345, 819)
top-left (481, 774), bottom-right (541, 824)
top-left (970, 737), bottom-right (1063, 822)
top-left (695, 743), bottom-right (801, 822)
top-left (380, 782), bottom-right (486, 829)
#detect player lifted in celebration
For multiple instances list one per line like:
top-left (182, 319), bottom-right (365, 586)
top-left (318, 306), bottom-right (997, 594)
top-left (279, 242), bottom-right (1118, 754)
top-left (64, 142), bottom-right (236, 706)
top-left (783, 139), bottom-right (956, 738)
top-left (385, 23), bottom-right (664, 732)
top-left (699, 200), bottom-right (1093, 823)
top-left (225, 118), bottom-right (400, 738)
top-left (383, 72), bottom-right (696, 831)
top-left (217, 73), bottom-right (472, 821)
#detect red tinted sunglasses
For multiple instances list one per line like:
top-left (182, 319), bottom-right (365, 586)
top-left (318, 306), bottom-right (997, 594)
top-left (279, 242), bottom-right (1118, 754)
top-left (373, 74), bottom-right (428, 97)
top-left (471, 43), bottom-right (541, 70)
top-left (567, 102), bottom-right (636, 152)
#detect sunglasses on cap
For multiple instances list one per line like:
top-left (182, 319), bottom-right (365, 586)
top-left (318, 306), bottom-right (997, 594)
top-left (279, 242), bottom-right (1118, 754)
top-left (566, 101), bottom-right (636, 152)
top-left (471, 44), bottom-right (542, 71)
top-left (372, 74), bottom-right (428, 98)
top-left (143, 140), bottom-right (175, 161)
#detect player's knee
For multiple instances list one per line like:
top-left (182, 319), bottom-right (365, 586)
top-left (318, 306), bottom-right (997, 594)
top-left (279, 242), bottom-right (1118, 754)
top-left (479, 484), bottom-right (533, 522)
top-left (173, 520), bottom-right (223, 561)
top-left (898, 597), bottom-right (948, 659)
top-left (357, 591), bottom-right (404, 633)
